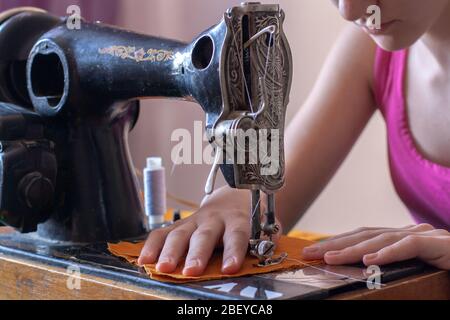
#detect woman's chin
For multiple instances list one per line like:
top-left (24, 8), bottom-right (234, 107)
top-left (367, 27), bottom-right (422, 52)
top-left (370, 34), bottom-right (415, 52)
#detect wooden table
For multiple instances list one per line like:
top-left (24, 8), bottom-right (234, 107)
top-left (0, 227), bottom-right (449, 300)
top-left (330, 270), bottom-right (450, 300)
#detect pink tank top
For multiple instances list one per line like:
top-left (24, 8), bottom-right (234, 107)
top-left (374, 47), bottom-right (450, 229)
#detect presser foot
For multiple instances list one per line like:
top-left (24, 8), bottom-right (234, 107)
top-left (255, 252), bottom-right (288, 267)
top-left (249, 239), bottom-right (288, 268)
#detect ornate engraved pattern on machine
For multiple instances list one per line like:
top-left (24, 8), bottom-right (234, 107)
top-left (222, 7), bottom-right (292, 193)
top-left (98, 46), bottom-right (175, 63)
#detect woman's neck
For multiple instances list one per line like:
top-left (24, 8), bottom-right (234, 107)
top-left (420, 1), bottom-right (450, 68)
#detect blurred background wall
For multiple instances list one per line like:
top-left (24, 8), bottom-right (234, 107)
top-left (0, 0), bottom-right (119, 23)
top-left (118, 0), bottom-right (413, 233)
top-left (1, 0), bottom-right (413, 233)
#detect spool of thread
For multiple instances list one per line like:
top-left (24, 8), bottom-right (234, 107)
top-left (144, 157), bottom-right (167, 227)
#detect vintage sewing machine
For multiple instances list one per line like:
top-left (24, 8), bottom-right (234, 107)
top-left (0, 3), bottom-right (291, 262)
top-left (0, 4), bottom-right (446, 301)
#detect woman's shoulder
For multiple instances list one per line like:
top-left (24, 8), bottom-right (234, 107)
top-left (336, 25), bottom-right (378, 91)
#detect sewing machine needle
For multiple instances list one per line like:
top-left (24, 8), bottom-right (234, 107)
top-left (251, 190), bottom-right (262, 240)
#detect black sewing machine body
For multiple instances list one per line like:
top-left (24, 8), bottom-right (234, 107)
top-left (0, 4), bottom-right (292, 243)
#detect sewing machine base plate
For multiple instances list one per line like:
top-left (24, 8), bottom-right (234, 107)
top-left (0, 230), bottom-right (440, 300)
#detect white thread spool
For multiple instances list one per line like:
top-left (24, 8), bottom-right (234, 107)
top-left (144, 157), bottom-right (167, 227)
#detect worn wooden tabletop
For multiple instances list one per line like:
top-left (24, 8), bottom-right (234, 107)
top-left (0, 227), bottom-right (448, 300)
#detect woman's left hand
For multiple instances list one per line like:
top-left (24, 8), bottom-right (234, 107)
top-left (302, 224), bottom-right (450, 270)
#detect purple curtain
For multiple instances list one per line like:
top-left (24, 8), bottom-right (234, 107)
top-left (0, 0), bottom-right (120, 24)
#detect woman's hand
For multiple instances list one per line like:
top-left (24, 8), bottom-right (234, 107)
top-left (137, 187), bottom-right (259, 276)
top-left (302, 224), bottom-right (450, 270)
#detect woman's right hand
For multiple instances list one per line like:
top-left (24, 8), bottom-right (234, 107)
top-left (137, 187), bottom-right (254, 276)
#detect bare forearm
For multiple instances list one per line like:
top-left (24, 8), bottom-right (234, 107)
top-left (276, 102), bottom-right (375, 232)
top-left (275, 26), bottom-right (377, 232)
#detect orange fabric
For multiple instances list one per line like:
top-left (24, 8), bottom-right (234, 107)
top-left (287, 230), bottom-right (330, 242)
top-left (163, 209), bottom-right (194, 222)
top-left (108, 236), bottom-right (322, 284)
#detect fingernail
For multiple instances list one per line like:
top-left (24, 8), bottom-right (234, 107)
top-left (222, 257), bottom-right (236, 270)
top-left (303, 246), bottom-right (319, 253)
top-left (156, 257), bottom-right (173, 268)
top-left (138, 253), bottom-right (154, 265)
top-left (184, 259), bottom-right (201, 270)
top-left (364, 253), bottom-right (378, 261)
top-left (326, 250), bottom-right (341, 256)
